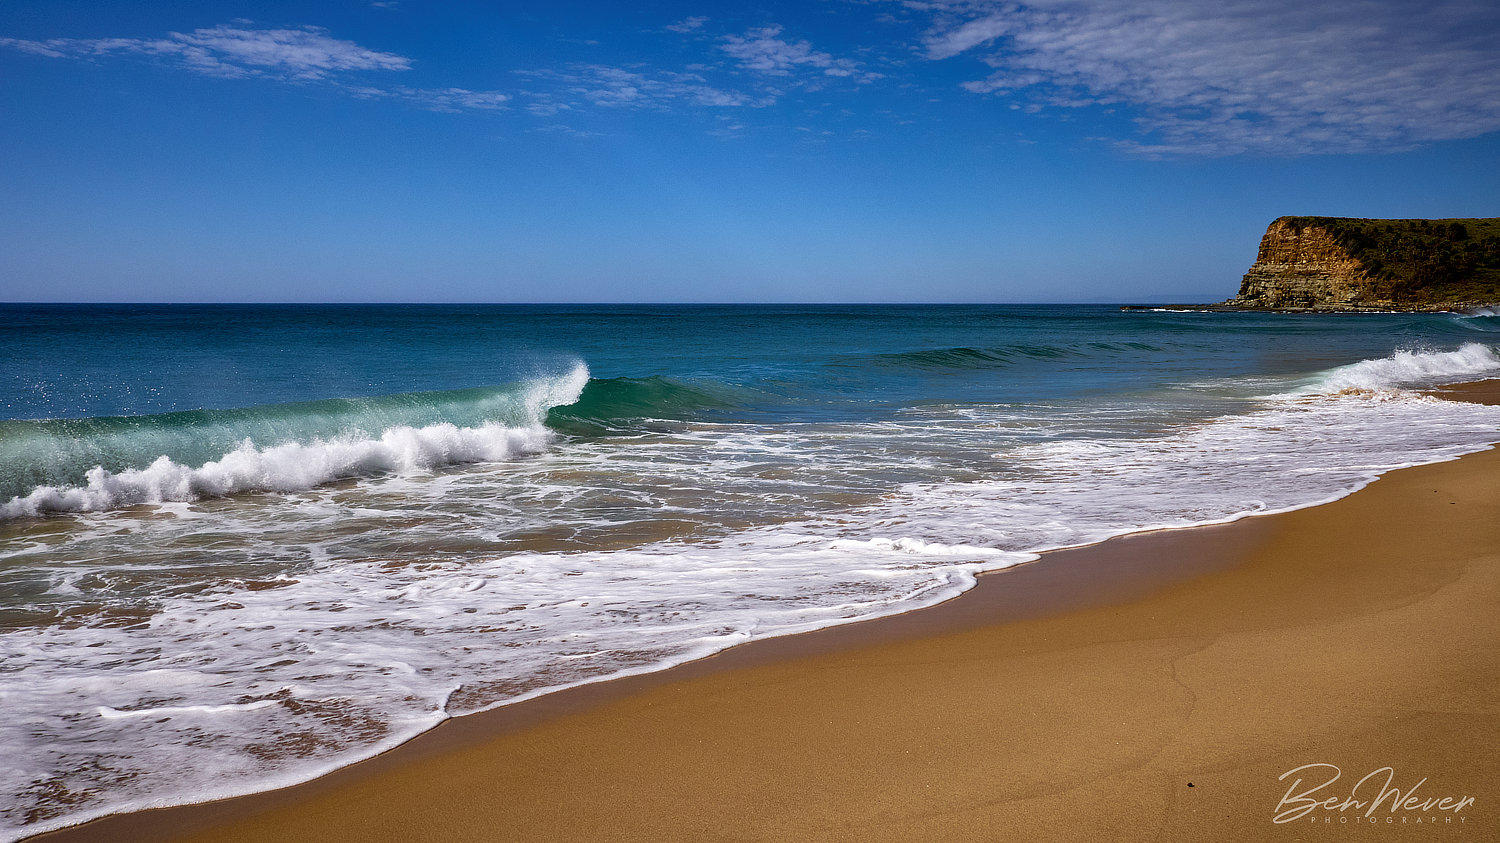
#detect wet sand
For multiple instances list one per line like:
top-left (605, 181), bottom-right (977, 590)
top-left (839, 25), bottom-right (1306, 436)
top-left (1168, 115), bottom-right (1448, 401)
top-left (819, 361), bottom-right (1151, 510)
top-left (36, 412), bottom-right (1500, 841)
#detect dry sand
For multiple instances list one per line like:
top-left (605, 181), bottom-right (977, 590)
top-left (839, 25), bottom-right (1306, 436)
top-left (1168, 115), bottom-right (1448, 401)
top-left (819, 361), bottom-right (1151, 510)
top-left (37, 410), bottom-right (1500, 842)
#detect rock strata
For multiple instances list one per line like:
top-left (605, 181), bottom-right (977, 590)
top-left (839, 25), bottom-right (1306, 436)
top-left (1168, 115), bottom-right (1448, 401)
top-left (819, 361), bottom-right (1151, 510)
top-left (1228, 219), bottom-right (1381, 309)
top-left (1223, 216), bottom-right (1500, 311)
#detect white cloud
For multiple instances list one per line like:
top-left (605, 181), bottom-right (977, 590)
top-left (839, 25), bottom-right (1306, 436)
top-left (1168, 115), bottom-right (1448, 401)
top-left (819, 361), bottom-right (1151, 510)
top-left (1, 17), bottom-right (872, 135)
top-left (515, 23), bottom-right (879, 120)
top-left (924, 13), bottom-right (1012, 60)
top-left (1, 24), bottom-right (409, 80)
top-left (519, 65), bottom-right (761, 112)
top-left (1, 23), bottom-right (513, 112)
top-left (721, 25), bottom-right (878, 82)
top-left (666, 16), bottom-right (710, 34)
top-left (351, 86), bottom-right (510, 112)
top-left (914, 0), bottom-right (1500, 155)
top-left (0, 37), bottom-right (69, 58)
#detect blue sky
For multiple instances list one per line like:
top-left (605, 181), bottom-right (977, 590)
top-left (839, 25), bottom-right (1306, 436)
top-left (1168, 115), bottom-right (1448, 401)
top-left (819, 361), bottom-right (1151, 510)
top-left (2, 1), bottom-right (1498, 303)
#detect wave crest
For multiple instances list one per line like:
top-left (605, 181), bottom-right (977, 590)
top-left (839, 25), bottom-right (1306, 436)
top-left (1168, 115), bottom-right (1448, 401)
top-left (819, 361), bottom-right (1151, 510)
top-left (545, 375), bottom-right (734, 433)
top-left (1, 363), bottom-right (589, 519)
top-left (1311, 342), bottom-right (1500, 393)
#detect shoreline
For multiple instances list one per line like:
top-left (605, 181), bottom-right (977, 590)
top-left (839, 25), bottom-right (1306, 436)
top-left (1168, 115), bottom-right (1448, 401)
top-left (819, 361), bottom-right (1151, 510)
top-left (30, 390), bottom-right (1500, 842)
top-left (30, 498), bottom-right (1276, 843)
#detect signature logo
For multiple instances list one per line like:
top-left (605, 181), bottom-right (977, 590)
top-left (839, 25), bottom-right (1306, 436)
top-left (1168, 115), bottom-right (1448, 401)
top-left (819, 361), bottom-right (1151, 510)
top-left (1274, 763), bottom-right (1475, 824)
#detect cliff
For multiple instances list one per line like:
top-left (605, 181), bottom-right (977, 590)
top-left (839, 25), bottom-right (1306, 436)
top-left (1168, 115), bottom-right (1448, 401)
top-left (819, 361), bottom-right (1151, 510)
top-left (1225, 216), bottom-right (1500, 311)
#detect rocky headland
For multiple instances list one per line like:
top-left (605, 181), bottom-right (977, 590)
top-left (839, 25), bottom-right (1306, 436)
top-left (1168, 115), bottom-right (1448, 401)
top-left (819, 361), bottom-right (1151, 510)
top-left (1221, 216), bottom-right (1500, 311)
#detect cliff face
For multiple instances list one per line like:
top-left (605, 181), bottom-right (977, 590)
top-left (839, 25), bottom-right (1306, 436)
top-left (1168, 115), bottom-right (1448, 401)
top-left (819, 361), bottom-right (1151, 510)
top-left (1227, 219), bottom-right (1382, 309)
top-left (1224, 216), bottom-right (1500, 311)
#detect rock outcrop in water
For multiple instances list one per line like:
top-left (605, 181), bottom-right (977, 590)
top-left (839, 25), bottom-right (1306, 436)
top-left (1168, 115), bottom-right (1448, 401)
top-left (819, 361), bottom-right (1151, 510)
top-left (1224, 216), bottom-right (1500, 311)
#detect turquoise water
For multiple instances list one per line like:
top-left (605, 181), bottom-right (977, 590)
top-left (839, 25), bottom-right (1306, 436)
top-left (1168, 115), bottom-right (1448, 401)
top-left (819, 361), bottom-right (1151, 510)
top-left (3, 303), bottom-right (1500, 837)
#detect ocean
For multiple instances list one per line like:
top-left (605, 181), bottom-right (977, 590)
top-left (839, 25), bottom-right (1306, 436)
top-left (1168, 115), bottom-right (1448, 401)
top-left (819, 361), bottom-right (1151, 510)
top-left (4, 303), bottom-right (1500, 838)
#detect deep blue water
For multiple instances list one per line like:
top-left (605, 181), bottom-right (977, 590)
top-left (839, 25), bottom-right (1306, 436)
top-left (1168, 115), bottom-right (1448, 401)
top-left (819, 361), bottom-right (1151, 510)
top-left (4, 304), bottom-right (1491, 422)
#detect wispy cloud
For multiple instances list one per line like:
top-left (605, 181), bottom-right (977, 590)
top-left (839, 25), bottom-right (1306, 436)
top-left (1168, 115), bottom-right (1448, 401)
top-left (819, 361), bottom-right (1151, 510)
top-left (666, 16), bottom-right (709, 34)
top-left (720, 25), bottom-right (880, 83)
top-left (0, 23), bottom-right (512, 112)
top-left (2, 19), bottom-right (878, 122)
top-left (350, 85), bottom-right (510, 112)
top-left (518, 65), bottom-right (761, 114)
top-left (8, 7), bottom-right (1498, 153)
top-left (517, 23), bottom-right (877, 117)
top-left (912, 0), bottom-right (1500, 155)
top-left (0, 24), bottom-right (409, 80)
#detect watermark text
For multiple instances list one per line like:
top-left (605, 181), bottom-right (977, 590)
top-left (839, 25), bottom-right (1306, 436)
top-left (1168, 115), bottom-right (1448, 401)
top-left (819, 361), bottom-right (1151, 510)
top-left (1274, 763), bottom-right (1474, 824)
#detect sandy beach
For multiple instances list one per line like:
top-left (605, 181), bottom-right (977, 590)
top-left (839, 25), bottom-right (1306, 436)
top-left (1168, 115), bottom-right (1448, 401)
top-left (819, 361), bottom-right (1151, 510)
top-left (35, 399), bottom-right (1499, 842)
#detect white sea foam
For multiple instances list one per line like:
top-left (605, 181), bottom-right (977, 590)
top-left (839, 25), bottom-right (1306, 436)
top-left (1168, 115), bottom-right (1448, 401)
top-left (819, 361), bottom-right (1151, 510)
top-left (1308, 342), bottom-right (1500, 393)
top-left (0, 363), bottom-right (589, 519)
top-left (4, 347), bottom-right (1500, 840)
top-left (98, 700), bottom-right (279, 719)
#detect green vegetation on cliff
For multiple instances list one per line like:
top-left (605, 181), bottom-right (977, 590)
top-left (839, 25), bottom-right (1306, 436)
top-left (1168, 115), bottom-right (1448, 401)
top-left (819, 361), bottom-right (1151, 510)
top-left (1279, 216), bottom-right (1500, 305)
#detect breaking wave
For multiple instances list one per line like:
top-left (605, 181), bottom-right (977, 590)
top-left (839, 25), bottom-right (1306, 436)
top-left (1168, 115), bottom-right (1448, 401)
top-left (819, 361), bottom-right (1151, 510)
top-left (0, 363), bottom-right (590, 518)
top-left (1308, 342), bottom-right (1500, 393)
